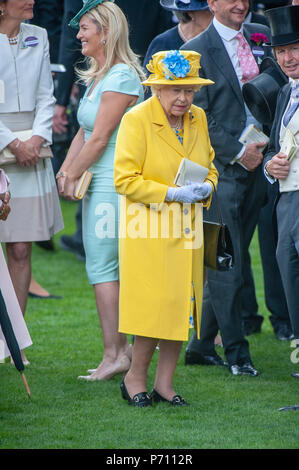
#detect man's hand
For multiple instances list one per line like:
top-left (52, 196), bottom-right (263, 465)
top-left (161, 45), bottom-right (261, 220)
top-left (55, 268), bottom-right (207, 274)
top-left (266, 152), bottom-right (290, 180)
top-left (53, 105), bottom-right (68, 135)
top-left (239, 142), bottom-right (267, 171)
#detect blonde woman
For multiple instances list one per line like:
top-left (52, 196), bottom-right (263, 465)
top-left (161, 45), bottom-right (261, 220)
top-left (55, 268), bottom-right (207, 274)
top-left (57, 0), bottom-right (144, 380)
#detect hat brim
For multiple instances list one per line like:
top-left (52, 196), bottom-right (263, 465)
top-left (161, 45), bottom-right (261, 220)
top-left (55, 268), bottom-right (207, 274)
top-left (142, 77), bottom-right (214, 87)
top-left (69, 0), bottom-right (114, 29)
top-left (264, 34), bottom-right (299, 47)
top-left (160, 0), bottom-right (209, 11)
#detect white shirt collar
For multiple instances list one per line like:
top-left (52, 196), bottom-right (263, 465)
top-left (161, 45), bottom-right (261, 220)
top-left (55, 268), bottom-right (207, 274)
top-left (244, 12), bottom-right (252, 24)
top-left (289, 78), bottom-right (299, 88)
top-left (213, 17), bottom-right (243, 42)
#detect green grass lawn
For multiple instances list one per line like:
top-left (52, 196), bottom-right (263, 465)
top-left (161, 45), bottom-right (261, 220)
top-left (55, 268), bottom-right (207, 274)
top-left (1, 199), bottom-right (299, 449)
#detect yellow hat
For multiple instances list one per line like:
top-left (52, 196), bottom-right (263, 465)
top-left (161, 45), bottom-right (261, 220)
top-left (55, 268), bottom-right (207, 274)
top-left (142, 50), bottom-right (214, 87)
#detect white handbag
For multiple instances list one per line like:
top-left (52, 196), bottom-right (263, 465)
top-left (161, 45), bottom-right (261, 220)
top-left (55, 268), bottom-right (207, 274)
top-left (0, 129), bottom-right (53, 165)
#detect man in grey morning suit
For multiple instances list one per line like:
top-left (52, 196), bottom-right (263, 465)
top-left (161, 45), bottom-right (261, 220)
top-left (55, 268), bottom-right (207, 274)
top-left (181, 0), bottom-right (272, 376)
top-left (263, 5), bottom-right (299, 382)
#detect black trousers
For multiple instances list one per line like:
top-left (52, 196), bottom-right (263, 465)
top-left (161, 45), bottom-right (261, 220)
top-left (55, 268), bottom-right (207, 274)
top-left (187, 164), bottom-right (266, 366)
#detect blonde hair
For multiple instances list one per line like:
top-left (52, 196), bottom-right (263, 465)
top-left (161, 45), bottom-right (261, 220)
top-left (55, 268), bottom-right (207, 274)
top-left (76, 2), bottom-right (145, 85)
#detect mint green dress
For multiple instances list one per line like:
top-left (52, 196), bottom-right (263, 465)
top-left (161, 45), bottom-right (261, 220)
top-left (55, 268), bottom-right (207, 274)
top-left (77, 64), bottom-right (144, 284)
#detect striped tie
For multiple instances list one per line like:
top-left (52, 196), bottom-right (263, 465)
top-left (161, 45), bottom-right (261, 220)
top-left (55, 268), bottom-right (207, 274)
top-left (283, 83), bottom-right (299, 127)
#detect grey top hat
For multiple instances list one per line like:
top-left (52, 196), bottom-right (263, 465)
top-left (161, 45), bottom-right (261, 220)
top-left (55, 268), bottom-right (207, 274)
top-left (265, 5), bottom-right (299, 47)
top-left (160, 0), bottom-right (209, 12)
top-left (242, 57), bottom-right (288, 126)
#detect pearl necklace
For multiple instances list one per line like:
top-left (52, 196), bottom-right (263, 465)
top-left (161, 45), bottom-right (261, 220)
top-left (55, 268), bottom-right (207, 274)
top-left (178, 24), bottom-right (188, 43)
top-left (8, 35), bottom-right (18, 45)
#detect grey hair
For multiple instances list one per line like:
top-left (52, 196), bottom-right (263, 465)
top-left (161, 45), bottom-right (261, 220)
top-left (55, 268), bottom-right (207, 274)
top-left (173, 10), bottom-right (192, 24)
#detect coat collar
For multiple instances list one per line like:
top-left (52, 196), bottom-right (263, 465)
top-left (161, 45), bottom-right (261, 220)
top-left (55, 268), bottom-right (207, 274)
top-left (149, 95), bottom-right (199, 159)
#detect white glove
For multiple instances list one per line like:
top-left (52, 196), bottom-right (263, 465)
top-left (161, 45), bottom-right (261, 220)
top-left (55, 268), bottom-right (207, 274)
top-left (193, 182), bottom-right (212, 200)
top-left (166, 182), bottom-right (207, 203)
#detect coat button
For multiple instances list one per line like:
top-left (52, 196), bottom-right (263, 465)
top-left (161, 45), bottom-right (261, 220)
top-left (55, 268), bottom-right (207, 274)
top-left (183, 208), bottom-right (189, 215)
top-left (184, 227), bottom-right (191, 234)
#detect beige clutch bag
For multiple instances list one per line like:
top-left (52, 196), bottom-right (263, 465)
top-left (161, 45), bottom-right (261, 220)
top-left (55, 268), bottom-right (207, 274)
top-left (0, 129), bottom-right (53, 165)
top-left (74, 170), bottom-right (93, 200)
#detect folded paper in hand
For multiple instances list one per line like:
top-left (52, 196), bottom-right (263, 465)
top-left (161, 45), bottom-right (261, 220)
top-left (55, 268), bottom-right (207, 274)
top-left (74, 170), bottom-right (93, 200)
top-left (239, 124), bottom-right (269, 151)
top-left (280, 129), bottom-right (299, 163)
top-left (174, 158), bottom-right (209, 186)
top-left (0, 129), bottom-right (53, 165)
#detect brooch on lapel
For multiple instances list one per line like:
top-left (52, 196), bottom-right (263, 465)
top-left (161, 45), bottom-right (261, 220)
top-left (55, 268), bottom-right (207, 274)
top-left (250, 33), bottom-right (269, 64)
top-left (20, 36), bottom-right (39, 49)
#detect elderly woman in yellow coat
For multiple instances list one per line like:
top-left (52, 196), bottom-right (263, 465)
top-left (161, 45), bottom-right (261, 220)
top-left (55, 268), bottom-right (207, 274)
top-left (114, 50), bottom-right (218, 407)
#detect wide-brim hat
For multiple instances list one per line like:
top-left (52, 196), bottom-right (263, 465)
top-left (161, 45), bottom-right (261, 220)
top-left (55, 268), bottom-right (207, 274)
top-left (142, 50), bottom-right (214, 87)
top-left (242, 57), bottom-right (288, 125)
top-left (160, 0), bottom-right (209, 12)
top-left (265, 5), bottom-right (299, 47)
top-left (69, 0), bottom-right (115, 29)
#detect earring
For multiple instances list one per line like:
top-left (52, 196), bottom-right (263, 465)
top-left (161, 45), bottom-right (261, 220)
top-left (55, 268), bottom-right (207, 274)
top-left (0, 10), bottom-right (4, 16)
top-left (101, 39), bottom-right (106, 45)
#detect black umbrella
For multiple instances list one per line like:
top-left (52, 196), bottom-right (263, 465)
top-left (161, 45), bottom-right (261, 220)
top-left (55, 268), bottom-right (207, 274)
top-left (0, 289), bottom-right (31, 398)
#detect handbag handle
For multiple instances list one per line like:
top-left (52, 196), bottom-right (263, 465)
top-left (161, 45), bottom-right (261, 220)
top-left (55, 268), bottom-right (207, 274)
top-left (205, 179), bottom-right (224, 226)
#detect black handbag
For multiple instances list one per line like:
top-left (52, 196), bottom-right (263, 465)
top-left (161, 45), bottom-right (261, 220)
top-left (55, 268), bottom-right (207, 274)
top-left (203, 181), bottom-right (234, 271)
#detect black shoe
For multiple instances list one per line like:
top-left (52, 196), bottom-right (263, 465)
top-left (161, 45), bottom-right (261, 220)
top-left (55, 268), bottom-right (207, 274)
top-left (229, 362), bottom-right (259, 377)
top-left (150, 389), bottom-right (189, 406)
top-left (291, 373), bottom-right (299, 379)
top-left (28, 292), bottom-right (62, 299)
top-left (275, 324), bottom-right (294, 341)
top-left (279, 405), bottom-right (299, 411)
top-left (59, 235), bottom-right (85, 262)
top-left (120, 378), bottom-right (152, 407)
top-left (242, 316), bottom-right (263, 336)
top-left (185, 350), bottom-right (228, 367)
top-left (35, 239), bottom-right (55, 251)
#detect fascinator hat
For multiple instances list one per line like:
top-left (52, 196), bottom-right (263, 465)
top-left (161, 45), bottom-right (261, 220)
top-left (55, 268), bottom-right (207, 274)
top-left (142, 50), bottom-right (214, 87)
top-left (160, 0), bottom-right (209, 12)
top-left (69, 0), bottom-right (115, 28)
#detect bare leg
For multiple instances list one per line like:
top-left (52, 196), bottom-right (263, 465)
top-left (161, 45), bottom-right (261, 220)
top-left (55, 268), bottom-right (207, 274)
top-left (78, 281), bottom-right (130, 380)
top-left (6, 241), bottom-right (31, 364)
top-left (124, 335), bottom-right (158, 397)
top-left (154, 339), bottom-right (183, 401)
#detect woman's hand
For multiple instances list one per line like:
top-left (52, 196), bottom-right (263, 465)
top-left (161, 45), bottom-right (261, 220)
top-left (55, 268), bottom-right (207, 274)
top-left (166, 182), bottom-right (212, 203)
top-left (0, 190), bottom-right (10, 202)
top-left (58, 173), bottom-right (77, 201)
top-left (0, 200), bottom-right (10, 220)
top-left (8, 138), bottom-right (39, 167)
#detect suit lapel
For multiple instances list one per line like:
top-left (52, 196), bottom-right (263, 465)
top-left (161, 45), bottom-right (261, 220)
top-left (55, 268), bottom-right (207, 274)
top-left (243, 24), bottom-right (272, 66)
top-left (205, 24), bottom-right (244, 108)
top-left (276, 85), bottom-right (291, 146)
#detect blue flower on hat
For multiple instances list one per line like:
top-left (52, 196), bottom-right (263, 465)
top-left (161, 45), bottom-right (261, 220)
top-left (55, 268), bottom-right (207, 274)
top-left (161, 50), bottom-right (191, 80)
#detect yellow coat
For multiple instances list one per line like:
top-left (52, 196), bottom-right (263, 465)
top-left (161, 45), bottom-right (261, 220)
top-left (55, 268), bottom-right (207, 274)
top-left (114, 95), bottom-right (218, 341)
